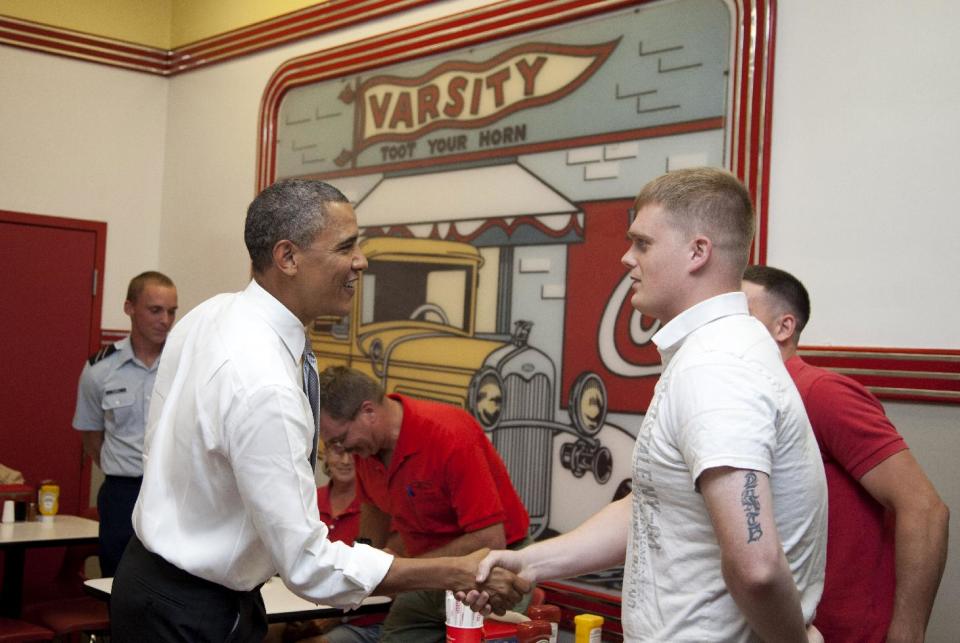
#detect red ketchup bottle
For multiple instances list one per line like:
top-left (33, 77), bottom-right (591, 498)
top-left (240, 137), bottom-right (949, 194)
top-left (526, 605), bottom-right (561, 643)
top-left (516, 620), bottom-right (553, 643)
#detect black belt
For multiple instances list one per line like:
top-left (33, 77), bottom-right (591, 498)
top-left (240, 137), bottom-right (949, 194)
top-left (128, 536), bottom-right (262, 598)
top-left (103, 475), bottom-right (143, 483)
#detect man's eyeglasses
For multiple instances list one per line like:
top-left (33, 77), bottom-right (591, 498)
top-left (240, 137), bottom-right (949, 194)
top-left (323, 423), bottom-right (352, 454)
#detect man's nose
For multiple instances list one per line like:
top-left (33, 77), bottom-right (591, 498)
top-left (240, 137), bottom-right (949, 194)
top-left (353, 252), bottom-right (368, 271)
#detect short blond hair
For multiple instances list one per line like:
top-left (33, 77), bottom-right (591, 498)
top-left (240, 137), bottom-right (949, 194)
top-left (634, 168), bottom-right (755, 269)
top-left (126, 271), bottom-right (175, 303)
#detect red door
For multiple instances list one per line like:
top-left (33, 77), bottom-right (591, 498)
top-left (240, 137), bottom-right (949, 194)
top-left (0, 211), bottom-right (105, 514)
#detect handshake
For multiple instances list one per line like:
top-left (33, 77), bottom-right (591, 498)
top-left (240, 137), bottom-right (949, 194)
top-left (448, 548), bottom-right (532, 615)
top-left (376, 543), bottom-right (535, 615)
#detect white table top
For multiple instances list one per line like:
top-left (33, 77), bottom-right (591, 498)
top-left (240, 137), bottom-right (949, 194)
top-left (85, 576), bottom-right (391, 621)
top-left (0, 515), bottom-right (99, 547)
top-left (260, 576), bottom-right (391, 617)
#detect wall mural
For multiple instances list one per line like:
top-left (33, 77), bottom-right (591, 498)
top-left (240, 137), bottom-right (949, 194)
top-left (267, 0), bottom-right (763, 592)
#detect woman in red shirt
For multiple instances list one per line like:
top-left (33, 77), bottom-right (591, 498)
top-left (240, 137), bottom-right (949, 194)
top-left (316, 446), bottom-right (361, 544)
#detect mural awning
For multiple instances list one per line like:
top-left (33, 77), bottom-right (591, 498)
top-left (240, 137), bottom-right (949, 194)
top-left (355, 164), bottom-right (583, 246)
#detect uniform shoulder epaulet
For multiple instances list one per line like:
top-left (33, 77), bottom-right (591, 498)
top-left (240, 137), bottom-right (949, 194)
top-left (87, 343), bottom-right (118, 366)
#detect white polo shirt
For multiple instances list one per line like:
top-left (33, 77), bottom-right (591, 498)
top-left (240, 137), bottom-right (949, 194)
top-left (621, 292), bottom-right (826, 642)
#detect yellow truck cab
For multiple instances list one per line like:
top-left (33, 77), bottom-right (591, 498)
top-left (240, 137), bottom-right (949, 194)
top-left (311, 236), bottom-right (612, 537)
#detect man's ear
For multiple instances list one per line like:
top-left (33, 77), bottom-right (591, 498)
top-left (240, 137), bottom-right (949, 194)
top-left (688, 235), bottom-right (712, 273)
top-left (772, 312), bottom-right (798, 344)
top-left (358, 400), bottom-right (377, 424)
top-left (123, 299), bottom-right (134, 316)
top-left (272, 240), bottom-right (298, 276)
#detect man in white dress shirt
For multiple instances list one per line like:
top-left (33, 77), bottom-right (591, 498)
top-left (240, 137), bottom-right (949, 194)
top-left (469, 168), bottom-right (827, 642)
top-left (110, 179), bottom-right (528, 642)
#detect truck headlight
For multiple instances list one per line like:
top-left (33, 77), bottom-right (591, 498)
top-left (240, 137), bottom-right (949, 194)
top-left (568, 372), bottom-right (607, 436)
top-left (369, 338), bottom-right (384, 377)
top-left (469, 369), bottom-right (503, 430)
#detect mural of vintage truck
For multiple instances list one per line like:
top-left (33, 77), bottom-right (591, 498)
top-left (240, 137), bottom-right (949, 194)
top-left (262, 0), bottom-right (769, 593)
top-left (310, 235), bottom-right (629, 538)
top-left (271, 0), bottom-right (741, 589)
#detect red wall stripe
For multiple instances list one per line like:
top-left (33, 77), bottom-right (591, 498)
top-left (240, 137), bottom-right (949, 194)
top-left (800, 346), bottom-right (960, 404)
top-left (0, 0), bottom-right (436, 75)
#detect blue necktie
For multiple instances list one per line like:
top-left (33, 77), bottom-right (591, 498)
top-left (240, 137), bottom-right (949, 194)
top-left (302, 341), bottom-right (320, 470)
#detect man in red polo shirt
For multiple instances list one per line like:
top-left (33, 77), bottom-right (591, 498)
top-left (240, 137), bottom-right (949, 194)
top-left (317, 366), bottom-right (531, 643)
top-left (742, 265), bottom-right (949, 642)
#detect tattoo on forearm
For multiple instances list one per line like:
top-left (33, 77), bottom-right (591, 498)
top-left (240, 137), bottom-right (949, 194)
top-left (740, 471), bottom-right (763, 543)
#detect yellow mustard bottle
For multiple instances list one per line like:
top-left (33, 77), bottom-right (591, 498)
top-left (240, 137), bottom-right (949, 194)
top-left (573, 613), bottom-right (603, 643)
top-left (38, 480), bottom-right (59, 520)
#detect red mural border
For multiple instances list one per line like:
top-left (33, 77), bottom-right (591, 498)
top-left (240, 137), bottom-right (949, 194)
top-left (255, 0), bottom-right (958, 405)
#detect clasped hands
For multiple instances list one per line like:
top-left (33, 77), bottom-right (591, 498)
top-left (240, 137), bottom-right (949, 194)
top-left (449, 549), bottom-right (826, 643)
top-left (453, 548), bottom-right (531, 615)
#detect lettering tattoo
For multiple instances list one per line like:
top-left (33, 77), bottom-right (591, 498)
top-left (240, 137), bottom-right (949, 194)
top-left (740, 471), bottom-right (763, 543)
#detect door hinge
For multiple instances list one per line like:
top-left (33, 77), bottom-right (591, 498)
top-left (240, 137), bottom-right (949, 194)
top-left (92, 269), bottom-right (98, 297)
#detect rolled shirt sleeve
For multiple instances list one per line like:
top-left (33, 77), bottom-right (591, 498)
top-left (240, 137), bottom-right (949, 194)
top-left (227, 384), bottom-right (394, 608)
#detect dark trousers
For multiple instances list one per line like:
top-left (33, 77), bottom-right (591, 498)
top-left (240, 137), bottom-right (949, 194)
top-left (97, 475), bottom-right (142, 577)
top-left (111, 536), bottom-right (267, 643)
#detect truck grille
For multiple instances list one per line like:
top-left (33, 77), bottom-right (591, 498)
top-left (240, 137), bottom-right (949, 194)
top-left (493, 372), bottom-right (553, 538)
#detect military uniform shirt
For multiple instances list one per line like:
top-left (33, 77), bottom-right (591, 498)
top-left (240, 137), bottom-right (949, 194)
top-left (73, 336), bottom-right (157, 477)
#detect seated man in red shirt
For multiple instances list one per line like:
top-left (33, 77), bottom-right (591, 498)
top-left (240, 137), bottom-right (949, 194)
top-left (743, 265), bottom-right (949, 642)
top-left (317, 366), bottom-right (532, 643)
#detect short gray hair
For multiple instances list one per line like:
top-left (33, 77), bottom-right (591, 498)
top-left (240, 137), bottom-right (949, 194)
top-left (244, 179), bottom-right (350, 273)
top-left (317, 366), bottom-right (385, 421)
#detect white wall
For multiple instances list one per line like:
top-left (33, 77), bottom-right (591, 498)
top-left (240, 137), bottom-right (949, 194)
top-left (768, 0), bottom-right (960, 348)
top-left (158, 0), bottom-right (493, 315)
top-left (0, 45), bottom-right (168, 329)
top-left (1, 0), bottom-right (957, 638)
top-left (886, 402), bottom-right (960, 642)
top-left (768, 2), bottom-right (959, 640)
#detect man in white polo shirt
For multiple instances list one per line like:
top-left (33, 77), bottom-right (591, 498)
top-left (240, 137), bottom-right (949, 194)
top-left (471, 168), bottom-right (827, 642)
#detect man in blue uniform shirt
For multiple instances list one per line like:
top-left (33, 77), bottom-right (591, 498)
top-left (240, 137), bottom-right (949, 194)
top-left (72, 270), bottom-right (178, 576)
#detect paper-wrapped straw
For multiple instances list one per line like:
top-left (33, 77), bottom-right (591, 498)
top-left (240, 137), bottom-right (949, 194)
top-left (445, 590), bottom-right (483, 642)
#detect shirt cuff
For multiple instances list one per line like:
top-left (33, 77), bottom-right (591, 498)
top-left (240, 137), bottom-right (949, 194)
top-left (337, 543), bottom-right (395, 608)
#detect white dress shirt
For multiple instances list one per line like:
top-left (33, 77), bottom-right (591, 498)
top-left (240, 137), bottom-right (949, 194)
top-left (132, 280), bottom-right (393, 608)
